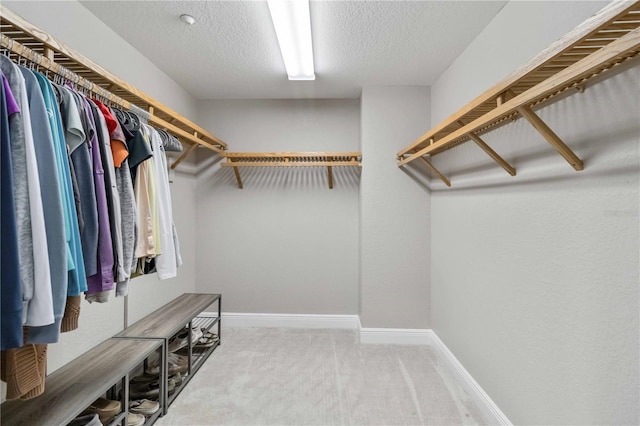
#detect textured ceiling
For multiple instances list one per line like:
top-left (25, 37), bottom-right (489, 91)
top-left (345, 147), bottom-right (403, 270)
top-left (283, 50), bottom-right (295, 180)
top-left (81, 1), bottom-right (507, 99)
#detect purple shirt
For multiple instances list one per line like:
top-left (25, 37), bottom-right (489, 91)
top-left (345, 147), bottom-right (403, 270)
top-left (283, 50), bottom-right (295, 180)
top-left (83, 96), bottom-right (114, 294)
top-left (2, 74), bottom-right (19, 115)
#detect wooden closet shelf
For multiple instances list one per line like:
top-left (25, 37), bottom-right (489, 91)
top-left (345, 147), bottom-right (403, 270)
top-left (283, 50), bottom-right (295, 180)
top-left (221, 152), bottom-right (362, 189)
top-left (397, 0), bottom-right (640, 186)
top-left (0, 6), bottom-right (227, 156)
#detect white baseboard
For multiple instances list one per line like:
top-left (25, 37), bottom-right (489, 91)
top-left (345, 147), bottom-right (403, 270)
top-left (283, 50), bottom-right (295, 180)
top-left (201, 312), bottom-right (360, 329)
top-left (359, 327), bottom-right (435, 345)
top-left (429, 332), bottom-right (512, 426)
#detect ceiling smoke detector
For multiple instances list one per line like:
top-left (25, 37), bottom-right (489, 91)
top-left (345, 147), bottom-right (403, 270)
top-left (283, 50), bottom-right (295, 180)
top-left (180, 14), bottom-right (196, 25)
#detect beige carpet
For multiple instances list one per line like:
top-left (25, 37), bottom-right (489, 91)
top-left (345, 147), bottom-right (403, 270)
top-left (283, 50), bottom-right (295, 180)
top-left (156, 328), bottom-right (487, 425)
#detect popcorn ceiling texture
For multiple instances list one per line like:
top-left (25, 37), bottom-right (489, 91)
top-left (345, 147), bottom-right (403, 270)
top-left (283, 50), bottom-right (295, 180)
top-left (81, 1), bottom-right (506, 99)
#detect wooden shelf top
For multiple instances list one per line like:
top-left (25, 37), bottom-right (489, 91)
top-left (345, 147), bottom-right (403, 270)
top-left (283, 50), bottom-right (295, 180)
top-left (1, 339), bottom-right (162, 426)
top-left (397, 0), bottom-right (640, 179)
top-left (116, 293), bottom-right (220, 340)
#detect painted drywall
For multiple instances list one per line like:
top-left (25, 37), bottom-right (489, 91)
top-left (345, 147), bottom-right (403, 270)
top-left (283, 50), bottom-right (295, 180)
top-left (360, 86), bottom-right (431, 329)
top-left (195, 99), bottom-right (360, 314)
top-left (3, 1), bottom-right (197, 121)
top-left (2, 0), bottom-right (199, 374)
top-left (429, 2), bottom-right (639, 424)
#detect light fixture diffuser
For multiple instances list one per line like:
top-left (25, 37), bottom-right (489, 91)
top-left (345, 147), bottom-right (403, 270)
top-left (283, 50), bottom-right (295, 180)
top-left (267, 0), bottom-right (315, 81)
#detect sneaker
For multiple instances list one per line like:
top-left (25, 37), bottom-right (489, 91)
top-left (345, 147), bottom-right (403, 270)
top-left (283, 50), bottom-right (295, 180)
top-left (68, 413), bottom-right (102, 426)
top-left (81, 397), bottom-right (121, 424)
top-left (170, 372), bottom-right (183, 387)
top-left (129, 399), bottom-right (160, 415)
top-left (127, 412), bottom-right (146, 426)
top-left (168, 327), bottom-right (203, 352)
top-left (145, 353), bottom-right (188, 376)
top-left (129, 378), bottom-right (175, 399)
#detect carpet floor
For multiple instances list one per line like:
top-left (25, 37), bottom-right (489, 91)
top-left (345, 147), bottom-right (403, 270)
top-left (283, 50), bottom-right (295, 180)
top-left (156, 328), bottom-right (487, 425)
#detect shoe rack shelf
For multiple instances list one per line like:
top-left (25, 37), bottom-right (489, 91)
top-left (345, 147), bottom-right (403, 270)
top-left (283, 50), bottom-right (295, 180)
top-left (0, 338), bottom-right (163, 426)
top-left (114, 293), bottom-right (222, 416)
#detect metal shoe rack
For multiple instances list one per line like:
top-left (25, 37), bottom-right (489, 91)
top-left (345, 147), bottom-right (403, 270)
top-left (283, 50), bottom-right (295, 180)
top-left (114, 293), bottom-right (222, 423)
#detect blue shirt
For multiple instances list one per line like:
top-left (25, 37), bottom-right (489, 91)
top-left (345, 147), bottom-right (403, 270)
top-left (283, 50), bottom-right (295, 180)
top-left (34, 72), bottom-right (88, 296)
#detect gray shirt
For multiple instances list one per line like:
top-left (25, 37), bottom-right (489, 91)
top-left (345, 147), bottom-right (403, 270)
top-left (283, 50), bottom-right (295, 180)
top-left (0, 56), bottom-right (34, 318)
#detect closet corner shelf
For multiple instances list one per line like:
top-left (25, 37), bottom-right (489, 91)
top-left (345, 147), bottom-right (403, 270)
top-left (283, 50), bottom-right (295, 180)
top-left (0, 5), bottom-right (227, 158)
top-left (221, 152), bottom-right (362, 189)
top-left (397, 0), bottom-right (640, 187)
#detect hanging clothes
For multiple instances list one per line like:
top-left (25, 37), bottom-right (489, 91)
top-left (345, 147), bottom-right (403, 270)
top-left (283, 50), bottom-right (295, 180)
top-left (1, 69), bottom-right (24, 351)
top-left (146, 124), bottom-right (181, 279)
top-left (57, 85), bottom-right (99, 280)
top-left (36, 73), bottom-right (87, 298)
top-left (81, 95), bottom-right (114, 303)
top-left (105, 106), bottom-right (137, 296)
top-left (18, 66), bottom-right (66, 344)
top-left (0, 56), bottom-right (54, 328)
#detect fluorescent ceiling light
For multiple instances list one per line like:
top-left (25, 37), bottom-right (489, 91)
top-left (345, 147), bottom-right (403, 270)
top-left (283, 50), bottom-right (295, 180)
top-left (267, 0), bottom-right (315, 81)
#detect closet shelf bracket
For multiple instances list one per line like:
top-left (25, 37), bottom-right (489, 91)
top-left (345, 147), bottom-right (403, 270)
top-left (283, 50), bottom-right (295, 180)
top-left (516, 105), bottom-right (584, 171)
top-left (419, 157), bottom-right (451, 187)
top-left (171, 143), bottom-right (199, 170)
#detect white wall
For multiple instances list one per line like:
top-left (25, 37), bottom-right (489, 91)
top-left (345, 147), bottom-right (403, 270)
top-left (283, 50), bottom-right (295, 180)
top-left (360, 86), bottom-right (431, 328)
top-left (429, 1), bottom-right (639, 424)
top-left (3, 1), bottom-right (199, 373)
top-left (195, 99), bottom-right (360, 314)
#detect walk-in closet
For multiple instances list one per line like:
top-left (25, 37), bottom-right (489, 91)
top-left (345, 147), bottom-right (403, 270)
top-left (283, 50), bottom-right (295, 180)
top-left (1, 1), bottom-right (638, 425)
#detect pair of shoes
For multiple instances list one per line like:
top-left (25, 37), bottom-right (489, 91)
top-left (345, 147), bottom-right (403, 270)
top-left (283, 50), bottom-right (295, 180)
top-left (170, 372), bottom-right (183, 387)
top-left (81, 397), bottom-right (121, 424)
top-left (145, 353), bottom-right (188, 376)
top-left (129, 399), bottom-right (160, 415)
top-left (194, 331), bottom-right (219, 348)
top-left (127, 412), bottom-right (146, 426)
top-left (129, 377), bottom-right (175, 399)
top-left (68, 413), bottom-right (102, 426)
top-left (168, 327), bottom-right (203, 352)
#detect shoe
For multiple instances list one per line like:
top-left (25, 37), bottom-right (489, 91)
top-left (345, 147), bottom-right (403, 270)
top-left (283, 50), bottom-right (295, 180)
top-left (129, 399), bottom-right (160, 415)
top-left (167, 377), bottom-right (177, 395)
top-left (81, 397), bottom-right (121, 424)
top-left (68, 413), bottom-right (102, 426)
top-left (129, 378), bottom-right (175, 399)
top-left (170, 372), bottom-right (183, 387)
top-left (145, 353), bottom-right (188, 376)
top-left (127, 412), bottom-right (146, 426)
top-left (194, 334), bottom-right (218, 348)
top-left (130, 374), bottom-right (156, 384)
top-left (168, 327), bottom-right (203, 352)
